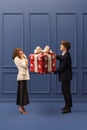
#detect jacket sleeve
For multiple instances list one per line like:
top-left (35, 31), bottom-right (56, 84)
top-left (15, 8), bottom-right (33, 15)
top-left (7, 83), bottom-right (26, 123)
top-left (57, 55), bottom-right (68, 73)
top-left (56, 54), bottom-right (62, 60)
top-left (14, 57), bottom-right (27, 69)
top-left (55, 55), bottom-right (69, 74)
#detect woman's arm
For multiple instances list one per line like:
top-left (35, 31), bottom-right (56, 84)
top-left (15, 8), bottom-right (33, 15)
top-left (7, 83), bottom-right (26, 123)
top-left (14, 57), bottom-right (28, 69)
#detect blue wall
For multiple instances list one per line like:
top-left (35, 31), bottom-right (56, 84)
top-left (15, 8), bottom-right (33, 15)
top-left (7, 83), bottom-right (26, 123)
top-left (0, 0), bottom-right (87, 102)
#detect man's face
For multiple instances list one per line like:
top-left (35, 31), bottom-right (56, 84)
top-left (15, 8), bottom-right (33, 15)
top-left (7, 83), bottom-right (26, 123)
top-left (60, 44), bottom-right (65, 51)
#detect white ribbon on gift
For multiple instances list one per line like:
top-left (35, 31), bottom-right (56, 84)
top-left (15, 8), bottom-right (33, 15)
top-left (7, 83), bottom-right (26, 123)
top-left (34, 54), bottom-right (38, 72)
top-left (47, 54), bottom-right (52, 72)
top-left (34, 53), bottom-right (52, 73)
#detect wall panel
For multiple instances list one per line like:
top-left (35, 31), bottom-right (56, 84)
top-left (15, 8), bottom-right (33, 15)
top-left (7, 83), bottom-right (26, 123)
top-left (29, 13), bottom-right (51, 52)
top-left (2, 72), bottom-right (17, 93)
top-left (56, 13), bottom-right (77, 68)
top-left (0, 0), bottom-right (87, 101)
top-left (81, 13), bottom-right (87, 67)
top-left (2, 13), bottom-right (24, 67)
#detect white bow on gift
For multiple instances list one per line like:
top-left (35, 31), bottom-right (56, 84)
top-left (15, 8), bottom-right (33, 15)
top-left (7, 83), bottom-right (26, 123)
top-left (34, 45), bottom-right (53, 54)
top-left (43, 45), bottom-right (53, 53)
top-left (34, 46), bottom-right (42, 53)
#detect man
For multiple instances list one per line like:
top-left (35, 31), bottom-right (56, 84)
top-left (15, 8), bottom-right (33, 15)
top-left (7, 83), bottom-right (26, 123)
top-left (55, 40), bottom-right (72, 113)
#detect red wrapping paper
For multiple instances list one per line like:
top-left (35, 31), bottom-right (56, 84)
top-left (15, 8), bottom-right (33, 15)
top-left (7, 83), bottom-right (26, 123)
top-left (29, 53), bottom-right (56, 74)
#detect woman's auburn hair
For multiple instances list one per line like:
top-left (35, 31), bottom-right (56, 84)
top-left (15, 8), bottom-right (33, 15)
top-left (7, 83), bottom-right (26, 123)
top-left (12, 48), bottom-right (22, 59)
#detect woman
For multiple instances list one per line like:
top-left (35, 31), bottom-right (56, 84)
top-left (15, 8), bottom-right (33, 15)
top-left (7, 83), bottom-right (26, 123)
top-left (12, 48), bottom-right (30, 114)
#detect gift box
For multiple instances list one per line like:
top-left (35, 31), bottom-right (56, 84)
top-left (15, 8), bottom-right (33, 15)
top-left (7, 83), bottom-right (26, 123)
top-left (29, 46), bottom-right (56, 74)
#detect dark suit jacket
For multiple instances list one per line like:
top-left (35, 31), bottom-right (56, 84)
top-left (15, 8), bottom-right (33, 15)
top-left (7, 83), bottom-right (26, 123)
top-left (56, 51), bottom-right (72, 81)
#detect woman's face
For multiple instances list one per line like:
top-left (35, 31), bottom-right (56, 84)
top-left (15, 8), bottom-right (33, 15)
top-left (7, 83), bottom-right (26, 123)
top-left (19, 50), bottom-right (23, 57)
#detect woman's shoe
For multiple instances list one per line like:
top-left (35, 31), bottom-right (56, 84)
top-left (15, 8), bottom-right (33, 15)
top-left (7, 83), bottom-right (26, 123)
top-left (20, 111), bottom-right (28, 114)
top-left (19, 108), bottom-right (29, 114)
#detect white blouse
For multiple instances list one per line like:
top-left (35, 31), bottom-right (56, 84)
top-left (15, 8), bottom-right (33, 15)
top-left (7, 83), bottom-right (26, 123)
top-left (14, 56), bottom-right (30, 81)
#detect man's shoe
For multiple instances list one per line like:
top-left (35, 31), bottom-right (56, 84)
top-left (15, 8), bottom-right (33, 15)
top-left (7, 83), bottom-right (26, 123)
top-left (61, 106), bottom-right (66, 111)
top-left (62, 108), bottom-right (71, 114)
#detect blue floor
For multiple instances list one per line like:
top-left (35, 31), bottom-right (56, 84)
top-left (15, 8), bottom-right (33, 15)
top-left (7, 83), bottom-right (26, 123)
top-left (0, 102), bottom-right (87, 130)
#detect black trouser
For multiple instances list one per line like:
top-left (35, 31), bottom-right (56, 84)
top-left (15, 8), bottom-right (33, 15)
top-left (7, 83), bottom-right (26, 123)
top-left (61, 81), bottom-right (72, 108)
top-left (17, 80), bottom-right (29, 106)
